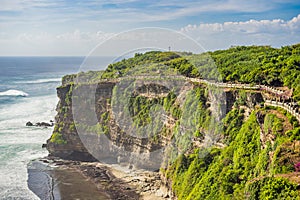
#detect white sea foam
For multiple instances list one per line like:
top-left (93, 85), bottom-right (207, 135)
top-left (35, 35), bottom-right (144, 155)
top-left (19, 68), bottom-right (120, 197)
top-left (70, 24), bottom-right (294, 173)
top-left (0, 89), bottom-right (29, 97)
top-left (0, 94), bottom-right (58, 199)
top-left (0, 94), bottom-right (58, 127)
top-left (15, 78), bottom-right (61, 84)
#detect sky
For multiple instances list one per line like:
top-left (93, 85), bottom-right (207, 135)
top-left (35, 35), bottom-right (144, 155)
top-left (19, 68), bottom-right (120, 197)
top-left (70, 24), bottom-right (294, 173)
top-left (0, 0), bottom-right (300, 56)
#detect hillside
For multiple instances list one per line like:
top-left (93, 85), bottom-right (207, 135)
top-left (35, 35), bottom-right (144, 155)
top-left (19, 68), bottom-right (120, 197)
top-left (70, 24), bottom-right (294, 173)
top-left (46, 44), bottom-right (300, 199)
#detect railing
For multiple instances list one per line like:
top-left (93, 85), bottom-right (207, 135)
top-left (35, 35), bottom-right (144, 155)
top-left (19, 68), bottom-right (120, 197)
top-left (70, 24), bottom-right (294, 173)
top-left (260, 85), bottom-right (285, 95)
top-left (187, 78), bottom-right (300, 121)
top-left (265, 100), bottom-right (300, 122)
top-left (187, 78), bottom-right (286, 96)
top-left (94, 75), bottom-right (300, 122)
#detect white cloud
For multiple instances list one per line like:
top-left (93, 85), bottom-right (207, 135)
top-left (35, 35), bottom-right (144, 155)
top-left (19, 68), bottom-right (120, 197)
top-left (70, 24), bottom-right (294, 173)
top-left (180, 14), bottom-right (300, 50)
top-left (1, 15), bottom-right (300, 56)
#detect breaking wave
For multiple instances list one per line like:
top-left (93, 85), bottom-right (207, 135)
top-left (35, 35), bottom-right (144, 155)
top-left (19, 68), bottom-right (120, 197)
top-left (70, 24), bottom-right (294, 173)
top-left (0, 90), bottom-right (29, 97)
top-left (15, 78), bottom-right (61, 84)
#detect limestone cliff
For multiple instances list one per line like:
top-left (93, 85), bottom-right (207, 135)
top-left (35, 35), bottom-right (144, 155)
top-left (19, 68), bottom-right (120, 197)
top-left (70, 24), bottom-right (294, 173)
top-left (46, 76), bottom-right (265, 168)
top-left (47, 79), bottom-right (176, 169)
top-left (46, 84), bottom-right (96, 161)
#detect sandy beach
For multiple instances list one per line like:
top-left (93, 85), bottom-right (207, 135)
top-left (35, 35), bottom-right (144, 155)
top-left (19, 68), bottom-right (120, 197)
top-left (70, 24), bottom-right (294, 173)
top-left (29, 157), bottom-right (170, 200)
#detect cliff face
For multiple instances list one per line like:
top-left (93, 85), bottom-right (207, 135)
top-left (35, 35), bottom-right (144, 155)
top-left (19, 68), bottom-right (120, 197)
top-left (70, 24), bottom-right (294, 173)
top-left (46, 84), bottom-right (97, 161)
top-left (47, 80), bottom-right (174, 169)
top-left (46, 78), bottom-right (265, 167)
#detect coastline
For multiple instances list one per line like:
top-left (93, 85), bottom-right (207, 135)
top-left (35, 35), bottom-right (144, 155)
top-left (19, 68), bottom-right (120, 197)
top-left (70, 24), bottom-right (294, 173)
top-left (30, 157), bottom-right (169, 200)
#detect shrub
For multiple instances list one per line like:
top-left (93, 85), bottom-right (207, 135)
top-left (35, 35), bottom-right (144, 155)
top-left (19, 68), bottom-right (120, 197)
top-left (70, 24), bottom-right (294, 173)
top-left (50, 132), bottom-right (67, 144)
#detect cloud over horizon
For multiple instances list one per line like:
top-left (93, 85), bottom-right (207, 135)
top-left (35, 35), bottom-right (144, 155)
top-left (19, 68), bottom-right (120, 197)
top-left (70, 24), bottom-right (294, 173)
top-left (180, 14), bottom-right (300, 51)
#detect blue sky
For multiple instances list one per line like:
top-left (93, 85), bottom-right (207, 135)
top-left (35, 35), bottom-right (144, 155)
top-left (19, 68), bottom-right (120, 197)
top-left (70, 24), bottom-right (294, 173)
top-left (0, 0), bottom-right (299, 56)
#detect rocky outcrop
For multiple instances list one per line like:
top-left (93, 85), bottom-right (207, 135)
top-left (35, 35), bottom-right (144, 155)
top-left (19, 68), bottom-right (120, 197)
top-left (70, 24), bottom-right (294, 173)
top-left (47, 81), bottom-right (169, 168)
top-left (46, 84), bottom-right (97, 161)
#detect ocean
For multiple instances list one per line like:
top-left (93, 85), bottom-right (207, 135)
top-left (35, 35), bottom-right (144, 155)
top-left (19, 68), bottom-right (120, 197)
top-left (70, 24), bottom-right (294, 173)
top-left (0, 57), bottom-right (84, 199)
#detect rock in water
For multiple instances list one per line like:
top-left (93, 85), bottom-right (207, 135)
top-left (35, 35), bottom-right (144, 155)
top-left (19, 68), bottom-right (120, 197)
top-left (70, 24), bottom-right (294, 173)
top-left (41, 122), bottom-right (52, 127)
top-left (35, 122), bottom-right (52, 127)
top-left (26, 121), bottom-right (54, 127)
top-left (26, 121), bottom-right (34, 126)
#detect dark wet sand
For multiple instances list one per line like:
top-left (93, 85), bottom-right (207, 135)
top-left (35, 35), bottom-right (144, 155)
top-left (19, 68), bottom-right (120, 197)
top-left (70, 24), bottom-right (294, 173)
top-left (28, 158), bottom-right (166, 200)
top-left (51, 168), bottom-right (109, 200)
top-left (28, 160), bottom-right (109, 200)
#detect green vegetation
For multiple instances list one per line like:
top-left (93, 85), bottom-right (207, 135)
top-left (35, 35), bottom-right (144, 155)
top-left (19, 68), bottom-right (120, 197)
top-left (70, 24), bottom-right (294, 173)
top-left (209, 44), bottom-right (300, 103)
top-left (61, 70), bottom-right (104, 85)
top-left (50, 132), bottom-right (67, 144)
top-left (287, 127), bottom-right (300, 141)
top-left (112, 85), bottom-right (183, 139)
top-left (76, 122), bottom-right (109, 135)
top-left (165, 105), bottom-right (300, 199)
top-left (75, 110), bottom-right (111, 135)
top-left (246, 177), bottom-right (300, 200)
top-left (101, 51), bottom-right (181, 78)
top-left (263, 113), bottom-right (284, 137)
top-left (222, 108), bottom-right (244, 144)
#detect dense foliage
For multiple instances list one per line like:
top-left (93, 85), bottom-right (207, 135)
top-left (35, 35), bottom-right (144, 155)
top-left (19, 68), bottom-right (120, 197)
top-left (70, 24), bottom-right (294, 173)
top-left (165, 107), bottom-right (300, 199)
top-left (208, 44), bottom-right (300, 102)
top-left (246, 177), bottom-right (299, 200)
